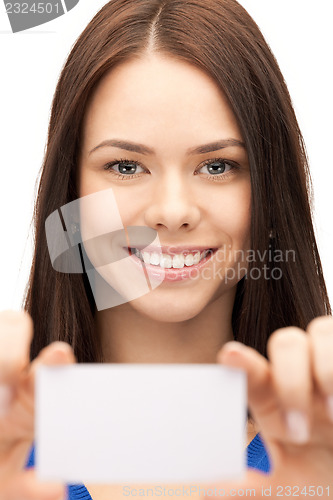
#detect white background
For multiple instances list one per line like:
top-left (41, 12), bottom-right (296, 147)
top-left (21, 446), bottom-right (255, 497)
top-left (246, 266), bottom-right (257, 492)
top-left (0, 1), bottom-right (332, 311)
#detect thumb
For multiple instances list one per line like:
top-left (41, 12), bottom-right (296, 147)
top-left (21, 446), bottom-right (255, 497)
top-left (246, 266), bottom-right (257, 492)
top-left (26, 341), bottom-right (77, 400)
top-left (216, 339), bottom-right (284, 456)
top-left (4, 467), bottom-right (66, 500)
top-left (217, 341), bottom-right (273, 417)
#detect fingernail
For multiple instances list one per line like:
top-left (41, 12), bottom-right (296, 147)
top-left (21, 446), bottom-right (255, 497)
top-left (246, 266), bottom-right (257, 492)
top-left (285, 410), bottom-right (309, 443)
top-left (0, 384), bottom-right (12, 417)
top-left (219, 341), bottom-right (247, 357)
top-left (51, 342), bottom-right (73, 356)
top-left (326, 395), bottom-right (333, 423)
top-left (223, 341), bottom-right (247, 352)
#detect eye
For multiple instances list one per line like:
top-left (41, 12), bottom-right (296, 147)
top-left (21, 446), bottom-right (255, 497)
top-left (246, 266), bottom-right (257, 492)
top-left (103, 156), bottom-right (239, 181)
top-left (104, 159), bottom-right (145, 177)
top-left (198, 158), bottom-right (235, 176)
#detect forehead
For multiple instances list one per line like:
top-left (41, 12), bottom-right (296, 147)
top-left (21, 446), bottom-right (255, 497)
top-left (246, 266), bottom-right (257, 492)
top-left (81, 54), bottom-right (243, 151)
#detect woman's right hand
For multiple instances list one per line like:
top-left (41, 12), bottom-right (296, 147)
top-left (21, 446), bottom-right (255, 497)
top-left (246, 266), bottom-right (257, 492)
top-left (0, 309), bottom-right (76, 500)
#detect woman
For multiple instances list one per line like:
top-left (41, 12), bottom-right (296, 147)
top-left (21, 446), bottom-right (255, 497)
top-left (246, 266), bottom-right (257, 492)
top-left (0, 0), bottom-right (332, 498)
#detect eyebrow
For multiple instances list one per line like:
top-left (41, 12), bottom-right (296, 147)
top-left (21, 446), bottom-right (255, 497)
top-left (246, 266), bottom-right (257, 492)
top-left (88, 138), bottom-right (246, 156)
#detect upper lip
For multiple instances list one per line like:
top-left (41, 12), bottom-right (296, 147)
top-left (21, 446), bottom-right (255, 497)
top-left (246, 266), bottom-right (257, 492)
top-left (126, 245), bottom-right (217, 256)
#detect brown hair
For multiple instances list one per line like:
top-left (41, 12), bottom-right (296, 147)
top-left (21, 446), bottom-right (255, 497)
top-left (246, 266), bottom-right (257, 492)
top-left (23, 0), bottom-right (331, 364)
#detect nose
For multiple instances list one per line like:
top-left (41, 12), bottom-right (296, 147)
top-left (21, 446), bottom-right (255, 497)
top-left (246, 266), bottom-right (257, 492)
top-left (144, 171), bottom-right (201, 233)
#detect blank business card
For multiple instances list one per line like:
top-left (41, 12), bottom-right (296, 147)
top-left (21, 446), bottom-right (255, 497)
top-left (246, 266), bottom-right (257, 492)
top-left (35, 364), bottom-right (247, 484)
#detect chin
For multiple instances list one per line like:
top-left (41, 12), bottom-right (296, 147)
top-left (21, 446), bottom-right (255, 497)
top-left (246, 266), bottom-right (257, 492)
top-left (129, 295), bottom-right (205, 323)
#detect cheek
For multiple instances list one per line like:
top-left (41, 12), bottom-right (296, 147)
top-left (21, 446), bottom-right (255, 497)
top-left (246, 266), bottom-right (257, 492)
top-left (78, 168), bottom-right (144, 224)
top-left (78, 172), bottom-right (104, 198)
top-left (209, 181), bottom-right (251, 243)
top-left (106, 187), bottom-right (147, 227)
top-left (79, 187), bottom-right (125, 243)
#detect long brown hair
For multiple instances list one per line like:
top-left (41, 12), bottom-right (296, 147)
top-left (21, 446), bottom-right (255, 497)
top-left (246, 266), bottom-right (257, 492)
top-left (23, 0), bottom-right (331, 363)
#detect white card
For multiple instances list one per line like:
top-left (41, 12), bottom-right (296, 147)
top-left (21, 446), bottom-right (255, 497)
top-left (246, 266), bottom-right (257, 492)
top-left (35, 364), bottom-right (247, 483)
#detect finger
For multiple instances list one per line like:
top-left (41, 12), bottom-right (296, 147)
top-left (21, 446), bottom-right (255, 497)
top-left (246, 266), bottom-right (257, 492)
top-left (24, 340), bottom-right (77, 408)
top-left (0, 341), bottom-right (76, 424)
top-left (267, 327), bottom-right (312, 444)
top-left (0, 310), bottom-right (33, 385)
top-left (307, 315), bottom-right (333, 423)
top-left (216, 341), bottom-right (277, 432)
top-left (217, 340), bottom-right (312, 450)
top-left (0, 342), bottom-right (76, 470)
top-left (2, 467), bottom-right (66, 500)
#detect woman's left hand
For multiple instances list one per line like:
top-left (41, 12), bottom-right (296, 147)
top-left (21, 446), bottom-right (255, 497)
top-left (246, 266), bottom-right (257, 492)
top-left (203, 315), bottom-right (333, 498)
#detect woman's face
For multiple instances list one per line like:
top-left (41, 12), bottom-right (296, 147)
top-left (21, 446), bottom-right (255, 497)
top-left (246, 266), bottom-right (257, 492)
top-left (78, 54), bottom-right (251, 322)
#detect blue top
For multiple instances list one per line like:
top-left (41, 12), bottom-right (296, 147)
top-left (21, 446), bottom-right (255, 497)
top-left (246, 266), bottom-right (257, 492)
top-left (24, 433), bottom-right (271, 499)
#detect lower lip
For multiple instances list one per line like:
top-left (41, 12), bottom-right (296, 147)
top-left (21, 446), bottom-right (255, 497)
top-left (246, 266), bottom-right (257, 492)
top-left (127, 248), bottom-right (217, 282)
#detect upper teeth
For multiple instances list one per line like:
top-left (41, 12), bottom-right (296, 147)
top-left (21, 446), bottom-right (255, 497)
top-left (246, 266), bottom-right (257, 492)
top-left (133, 249), bottom-right (211, 268)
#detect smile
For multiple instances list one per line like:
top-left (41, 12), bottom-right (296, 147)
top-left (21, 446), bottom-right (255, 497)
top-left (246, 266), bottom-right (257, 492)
top-left (127, 247), bottom-right (218, 283)
top-left (131, 248), bottom-right (214, 269)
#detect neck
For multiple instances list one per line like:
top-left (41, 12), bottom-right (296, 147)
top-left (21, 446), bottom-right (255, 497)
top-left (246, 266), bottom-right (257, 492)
top-left (95, 288), bottom-right (236, 364)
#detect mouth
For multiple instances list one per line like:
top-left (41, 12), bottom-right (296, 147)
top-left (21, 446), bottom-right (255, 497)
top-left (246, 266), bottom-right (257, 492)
top-left (127, 247), bottom-right (218, 270)
top-left (123, 248), bottom-right (218, 283)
